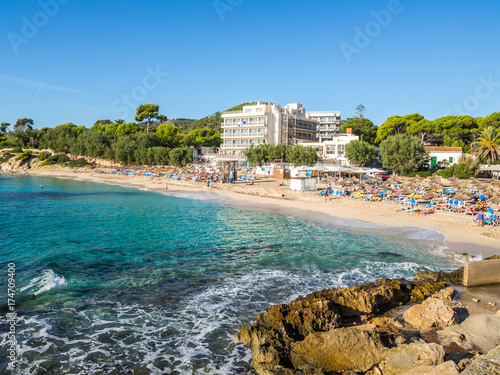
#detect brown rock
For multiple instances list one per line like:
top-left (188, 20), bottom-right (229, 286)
top-left (384, 342), bottom-right (445, 375)
top-left (235, 277), bottom-right (448, 374)
top-left (290, 326), bottom-right (389, 373)
top-left (415, 268), bottom-right (463, 285)
top-left (403, 297), bottom-right (458, 330)
top-left (460, 357), bottom-right (500, 375)
top-left (432, 286), bottom-right (455, 301)
top-left (400, 360), bottom-right (460, 375)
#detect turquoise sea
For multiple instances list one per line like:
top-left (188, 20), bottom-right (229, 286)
top-left (0, 174), bottom-right (459, 374)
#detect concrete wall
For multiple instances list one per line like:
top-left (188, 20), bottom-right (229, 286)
top-left (464, 259), bottom-right (500, 287)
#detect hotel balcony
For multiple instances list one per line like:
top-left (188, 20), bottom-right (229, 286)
top-left (220, 145), bottom-right (257, 150)
top-left (221, 121), bottom-right (267, 128)
top-left (222, 133), bottom-right (266, 139)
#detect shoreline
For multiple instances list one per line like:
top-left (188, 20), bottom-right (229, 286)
top-left (5, 166), bottom-right (500, 259)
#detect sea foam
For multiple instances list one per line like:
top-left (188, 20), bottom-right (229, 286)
top-left (20, 269), bottom-right (67, 295)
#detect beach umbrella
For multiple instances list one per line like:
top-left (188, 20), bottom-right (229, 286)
top-left (428, 184), bottom-right (442, 190)
top-left (404, 182), bottom-right (418, 188)
top-left (365, 177), bottom-right (378, 183)
top-left (423, 191), bottom-right (440, 199)
top-left (454, 194), bottom-right (473, 201)
top-left (487, 196), bottom-right (500, 204)
top-left (399, 188), bottom-right (413, 195)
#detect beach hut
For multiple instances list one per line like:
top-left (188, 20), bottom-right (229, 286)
top-left (289, 177), bottom-right (317, 191)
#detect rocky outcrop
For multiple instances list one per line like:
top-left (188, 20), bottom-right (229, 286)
top-left (403, 297), bottom-right (458, 330)
top-left (384, 342), bottom-right (446, 375)
top-left (289, 326), bottom-right (389, 373)
top-left (235, 277), bottom-right (447, 374)
top-left (415, 269), bottom-right (464, 285)
top-left (399, 360), bottom-right (460, 375)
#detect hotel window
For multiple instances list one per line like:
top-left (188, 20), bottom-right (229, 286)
top-left (225, 140), bottom-right (231, 145)
top-left (327, 145), bottom-right (336, 154)
top-left (449, 157), bottom-right (453, 163)
top-left (225, 130), bottom-right (231, 135)
top-left (338, 144), bottom-right (345, 155)
top-left (234, 140), bottom-right (240, 145)
top-left (250, 117), bottom-right (257, 123)
top-left (259, 117), bottom-right (266, 123)
top-left (233, 129), bottom-right (240, 135)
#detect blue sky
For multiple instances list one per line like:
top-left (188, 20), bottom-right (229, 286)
top-left (1, 0), bottom-right (499, 128)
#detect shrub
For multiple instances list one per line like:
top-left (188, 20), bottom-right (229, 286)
top-left (15, 150), bottom-right (32, 161)
top-left (10, 146), bottom-right (23, 153)
top-left (56, 154), bottom-right (69, 163)
top-left (68, 158), bottom-right (88, 168)
top-left (37, 152), bottom-right (50, 161)
top-left (41, 154), bottom-right (69, 166)
top-left (41, 155), bottom-right (58, 166)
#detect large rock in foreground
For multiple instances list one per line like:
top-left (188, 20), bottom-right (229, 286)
top-left (235, 277), bottom-right (446, 374)
top-left (403, 297), bottom-right (458, 330)
top-left (384, 342), bottom-right (445, 375)
top-left (290, 325), bottom-right (389, 372)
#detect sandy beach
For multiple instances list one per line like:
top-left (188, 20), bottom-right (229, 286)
top-left (10, 165), bottom-right (500, 258)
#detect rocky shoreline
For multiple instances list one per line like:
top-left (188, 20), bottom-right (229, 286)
top-left (235, 266), bottom-right (500, 375)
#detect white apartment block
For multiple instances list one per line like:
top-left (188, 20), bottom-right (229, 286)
top-left (220, 102), bottom-right (340, 156)
top-left (306, 111), bottom-right (341, 142)
top-left (302, 129), bottom-right (360, 165)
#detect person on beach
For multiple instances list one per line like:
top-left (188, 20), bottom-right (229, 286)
top-left (165, 183), bottom-right (168, 191)
top-left (207, 180), bottom-right (210, 188)
top-left (477, 209), bottom-right (484, 227)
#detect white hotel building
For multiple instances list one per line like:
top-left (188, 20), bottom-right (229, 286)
top-left (220, 102), bottom-right (341, 157)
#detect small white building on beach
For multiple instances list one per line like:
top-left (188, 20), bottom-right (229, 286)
top-left (425, 146), bottom-right (464, 168)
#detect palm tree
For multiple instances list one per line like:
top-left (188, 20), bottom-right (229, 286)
top-left (472, 126), bottom-right (500, 163)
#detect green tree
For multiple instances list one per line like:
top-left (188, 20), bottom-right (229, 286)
top-left (405, 114), bottom-right (435, 143)
top-left (345, 140), bottom-right (378, 166)
top-left (156, 123), bottom-right (182, 148)
top-left (268, 144), bottom-right (288, 162)
top-left (115, 135), bottom-right (138, 164)
top-left (114, 119), bottom-right (126, 124)
top-left (1, 122), bottom-right (10, 133)
top-left (376, 115), bottom-right (409, 143)
top-left (14, 118), bottom-right (34, 132)
top-left (94, 119), bottom-right (112, 126)
top-left (115, 122), bottom-right (141, 138)
top-left (477, 112), bottom-right (500, 130)
top-left (183, 128), bottom-right (221, 148)
top-left (286, 145), bottom-right (318, 166)
top-left (40, 123), bottom-right (85, 152)
top-left (379, 134), bottom-right (429, 175)
top-left (168, 146), bottom-right (193, 166)
top-left (471, 126), bottom-right (500, 163)
top-left (432, 115), bottom-right (478, 152)
top-left (340, 118), bottom-right (377, 144)
top-left (355, 104), bottom-right (366, 118)
top-left (244, 144), bottom-right (271, 166)
top-left (135, 104), bottom-right (162, 133)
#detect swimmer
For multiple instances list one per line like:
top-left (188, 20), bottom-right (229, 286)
top-left (40, 185), bottom-right (43, 189)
